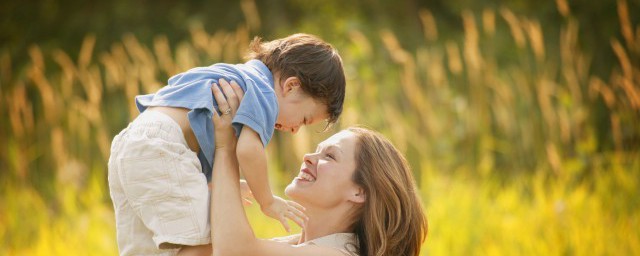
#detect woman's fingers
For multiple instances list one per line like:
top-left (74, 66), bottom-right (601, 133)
top-left (211, 81), bottom-right (237, 148)
top-left (229, 80), bottom-right (244, 101)
top-left (211, 99), bottom-right (221, 121)
top-left (213, 79), bottom-right (244, 118)
top-left (218, 79), bottom-right (237, 111)
top-left (218, 78), bottom-right (244, 112)
top-left (210, 85), bottom-right (224, 126)
top-left (211, 82), bottom-right (230, 116)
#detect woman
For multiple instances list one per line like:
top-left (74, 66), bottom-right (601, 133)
top-left (203, 80), bottom-right (427, 255)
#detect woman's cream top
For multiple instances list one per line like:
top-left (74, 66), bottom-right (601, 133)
top-left (274, 233), bottom-right (359, 256)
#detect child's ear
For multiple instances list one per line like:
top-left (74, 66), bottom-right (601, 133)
top-left (282, 77), bottom-right (301, 96)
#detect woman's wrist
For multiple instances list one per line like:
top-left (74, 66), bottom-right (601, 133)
top-left (215, 143), bottom-right (236, 155)
top-left (214, 130), bottom-right (237, 152)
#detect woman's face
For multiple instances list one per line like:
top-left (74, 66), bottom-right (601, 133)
top-left (285, 130), bottom-right (362, 209)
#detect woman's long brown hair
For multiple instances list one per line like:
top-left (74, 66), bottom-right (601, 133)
top-left (348, 127), bottom-right (428, 256)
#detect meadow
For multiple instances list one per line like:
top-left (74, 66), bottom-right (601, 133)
top-left (1, 0), bottom-right (639, 255)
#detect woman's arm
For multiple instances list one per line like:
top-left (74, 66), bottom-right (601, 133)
top-left (210, 116), bottom-right (346, 256)
top-left (209, 79), bottom-right (347, 256)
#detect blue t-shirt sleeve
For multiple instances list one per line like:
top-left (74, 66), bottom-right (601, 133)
top-left (232, 79), bottom-right (278, 147)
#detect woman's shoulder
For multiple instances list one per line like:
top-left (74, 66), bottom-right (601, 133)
top-left (270, 234), bottom-right (302, 245)
top-left (297, 233), bottom-right (359, 256)
top-left (271, 233), bottom-right (359, 255)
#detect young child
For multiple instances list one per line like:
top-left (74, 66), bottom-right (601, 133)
top-left (107, 33), bottom-right (346, 255)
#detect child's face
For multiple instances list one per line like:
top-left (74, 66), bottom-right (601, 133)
top-left (276, 92), bottom-right (328, 134)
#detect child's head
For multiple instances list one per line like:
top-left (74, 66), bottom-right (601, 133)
top-left (246, 33), bottom-right (346, 133)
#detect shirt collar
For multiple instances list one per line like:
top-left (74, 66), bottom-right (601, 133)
top-left (245, 59), bottom-right (274, 88)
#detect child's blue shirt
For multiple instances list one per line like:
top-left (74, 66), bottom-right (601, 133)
top-left (135, 60), bottom-right (278, 179)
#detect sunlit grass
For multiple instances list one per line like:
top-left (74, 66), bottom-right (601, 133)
top-left (1, 0), bottom-right (639, 255)
top-left (422, 156), bottom-right (640, 255)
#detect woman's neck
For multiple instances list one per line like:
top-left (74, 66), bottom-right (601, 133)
top-left (299, 203), bottom-right (357, 243)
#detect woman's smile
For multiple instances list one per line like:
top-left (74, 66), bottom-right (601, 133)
top-left (296, 167), bottom-right (317, 182)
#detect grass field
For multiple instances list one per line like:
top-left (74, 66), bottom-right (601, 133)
top-left (1, 1), bottom-right (639, 255)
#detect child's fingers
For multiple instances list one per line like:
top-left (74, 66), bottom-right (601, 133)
top-left (242, 198), bottom-right (253, 206)
top-left (279, 215), bottom-right (291, 233)
top-left (239, 181), bottom-right (255, 199)
top-left (286, 211), bottom-right (306, 229)
top-left (287, 200), bottom-right (306, 213)
top-left (286, 205), bottom-right (307, 221)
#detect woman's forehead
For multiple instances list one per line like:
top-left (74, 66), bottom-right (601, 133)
top-left (319, 130), bottom-right (356, 148)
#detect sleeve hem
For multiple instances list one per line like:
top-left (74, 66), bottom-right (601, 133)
top-left (233, 113), bottom-right (270, 147)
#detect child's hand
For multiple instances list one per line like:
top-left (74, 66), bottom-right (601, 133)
top-left (239, 179), bottom-right (254, 206)
top-left (261, 196), bottom-right (307, 232)
top-left (207, 180), bottom-right (254, 206)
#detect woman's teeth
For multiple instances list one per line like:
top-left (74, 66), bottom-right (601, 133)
top-left (298, 172), bottom-right (316, 182)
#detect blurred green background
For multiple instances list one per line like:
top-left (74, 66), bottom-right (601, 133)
top-left (1, 0), bottom-right (639, 255)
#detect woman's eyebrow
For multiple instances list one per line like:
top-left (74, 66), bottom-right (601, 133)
top-left (316, 143), bottom-right (342, 153)
top-left (326, 145), bottom-right (343, 154)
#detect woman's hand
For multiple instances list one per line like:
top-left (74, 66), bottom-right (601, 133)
top-left (211, 78), bottom-right (244, 150)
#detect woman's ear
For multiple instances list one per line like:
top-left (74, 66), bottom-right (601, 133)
top-left (348, 187), bottom-right (366, 204)
top-left (282, 77), bottom-right (301, 97)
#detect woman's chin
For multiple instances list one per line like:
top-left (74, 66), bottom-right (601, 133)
top-left (285, 178), bottom-right (314, 199)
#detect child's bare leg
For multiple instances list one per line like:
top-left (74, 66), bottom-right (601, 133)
top-left (177, 244), bottom-right (212, 256)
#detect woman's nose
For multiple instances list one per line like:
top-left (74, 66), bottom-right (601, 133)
top-left (303, 153), bottom-right (315, 165)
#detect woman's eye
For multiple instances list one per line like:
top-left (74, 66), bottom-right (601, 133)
top-left (326, 153), bottom-right (335, 160)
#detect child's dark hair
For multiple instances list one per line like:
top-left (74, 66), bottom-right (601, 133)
top-left (246, 33), bottom-right (346, 126)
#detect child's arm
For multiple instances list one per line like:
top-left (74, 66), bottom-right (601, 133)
top-left (236, 126), bottom-right (305, 232)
